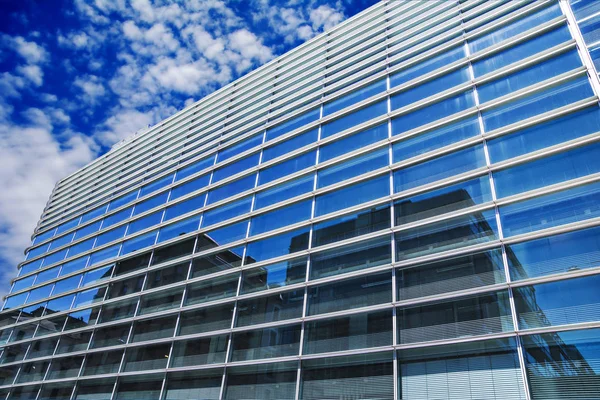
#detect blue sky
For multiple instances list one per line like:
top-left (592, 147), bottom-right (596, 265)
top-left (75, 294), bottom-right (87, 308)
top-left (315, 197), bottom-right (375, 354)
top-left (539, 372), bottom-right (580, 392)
top-left (0, 0), bottom-right (378, 298)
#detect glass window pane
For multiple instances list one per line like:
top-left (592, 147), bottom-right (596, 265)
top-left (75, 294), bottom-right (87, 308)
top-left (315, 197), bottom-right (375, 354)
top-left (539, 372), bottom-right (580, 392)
top-left (395, 176), bottom-right (492, 225)
top-left (506, 225), bottom-right (600, 280)
top-left (218, 134), bottom-right (263, 163)
top-left (478, 50), bottom-right (582, 104)
top-left (395, 210), bottom-right (499, 261)
top-left (83, 350), bottom-right (123, 375)
top-left (393, 116), bottom-right (480, 162)
top-left (90, 323), bottom-right (130, 349)
top-left (158, 216), bottom-right (200, 243)
top-left (74, 220), bottom-right (102, 240)
top-left (39, 383), bottom-right (75, 400)
top-left (163, 194), bottom-right (204, 221)
top-left (301, 352), bottom-right (393, 400)
top-left (106, 275), bottom-right (144, 300)
top-left (398, 338), bottom-right (526, 399)
top-left (190, 246), bottom-right (245, 279)
top-left (315, 174), bottom-right (389, 217)
top-left (145, 262), bottom-right (189, 290)
top-left (262, 129), bottom-right (318, 163)
top-left (311, 236), bottom-right (391, 280)
top-left (178, 303), bottom-right (235, 336)
top-left (391, 45), bottom-right (466, 87)
top-left (195, 220), bottom-right (249, 251)
top-left (88, 245), bottom-right (120, 267)
top-left (495, 141), bottom-right (600, 198)
top-left (241, 257), bottom-right (307, 294)
top-left (207, 174), bottom-right (256, 205)
top-left (165, 369), bottom-right (222, 400)
top-left (500, 181), bottom-right (600, 237)
top-left (392, 67), bottom-right (470, 110)
top-left (245, 227), bottom-right (310, 264)
top-left (488, 106), bottom-right (600, 163)
top-left (26, 338), bottom-right (58, 359)
top-left (307, 272), bottom-right (391, 316)
top-left (304, 309), bottom-right (392, 355)
top-left (139, 287), bottom-right (184, 315)
top-left (318, 148), bottom-right (388, 189)
top-left (133, 192), bottom-right (169, 216)
top-left (397, 248), bottom-right (506, 301)
top-left (392, 90), bottom-right (475, 136)
top-left (258, 150), bottom-right (316, 185)
top-left (73, 286), bottom-right (106, 308)
top-left (473, 25), bottom-right (572, 77)
top-left (16, 360), bottom-right (49, 383)
top-left (123, 342), bottom-right (170, 372)
top-left (202, 197), bottom-right (252, 228)
top-left (81, 265), bottom-right (113, 287)
top-left (131, 315), bottom-right (177, 342)
top-left (266, 107), bottom-right (319, 141)
top-left (394, 145), bottom-right (486, 193)
top-left (469, 3), bottom-right (562, 53)
top-left (320, 123), bottom-right (388, 163)
top-left (185, 274), bottom-right (238, 306)
top-left (151, 237), bottom-right (195, 265)
top-left (64, 307), bottom-right (99, 331)
top-left (253, 175), bottom-right (314, 210)
top-left (102, 207), bottom-right (133, 230)
top-left (324, 79), bottom-right (387, 116)
top-left (47, 356), bottom-right (83, 380)
top-left (224, 362), bottom-right (297, 400)
top-left (75, 378), bottom-right (116, 399)
top-left (114, 252), bottom-right (151, 276)
top-left (522, 328), bottom-right (600, 400)
top-left (176, 155), bottom-right (215, 181)
top-left (321, 100), bottom-right (388, 139)
top-left (170, 335), bottom-right (228, 367)
top-left (231, 324), bottom-right (301, 361)
top-left (212, 153), bottom-right (260, 183)
top-left (250, 200), bottom-right (312, 236)
top-left (236, 290), bottom-right (304, 327)
top-left (94, 225), bottom-right (127, 248)
top-left (120, 230), bottom-right (157, 255)
top-left (56, 331), bottom-right (92, 354)
top-left (108, 190), bottom-right (138, 211)
top-left (127, 212), bottom-right (162, 235)
top-left (313, 204), bottom-right (390, 247)
top-left (99, 299), bottom-right (137, 323)
top-left (514, 274), bottom-right (600, 329)
top-left (169, 174), bottom-right (210, 201)
top-left (482, 77), bottom-right (594, 132)
top-left (397, 290), bottom-right (513, 344)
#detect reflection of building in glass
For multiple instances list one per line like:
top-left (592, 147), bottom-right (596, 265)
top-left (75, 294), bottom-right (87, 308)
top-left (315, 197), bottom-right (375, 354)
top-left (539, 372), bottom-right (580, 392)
top-left (2, 0), bottom-right (600, 398)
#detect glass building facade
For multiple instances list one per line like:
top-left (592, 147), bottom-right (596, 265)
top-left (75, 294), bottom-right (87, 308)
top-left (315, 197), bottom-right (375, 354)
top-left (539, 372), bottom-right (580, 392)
top-left (2, 0), bottom-right (600, 398)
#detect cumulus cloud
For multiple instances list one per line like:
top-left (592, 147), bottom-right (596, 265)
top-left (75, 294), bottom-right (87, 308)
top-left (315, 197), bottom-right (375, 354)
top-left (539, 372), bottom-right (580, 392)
top-left (16, 65), bottom-right (43, 86)
top-left (10, 36), bottom-right (48, 64)
top-left (310, 5), bottom-right (345, 31)
top-left (0, 118), bottom-right (96, 298)
top-left (74, 74), bottom-right (106, 104)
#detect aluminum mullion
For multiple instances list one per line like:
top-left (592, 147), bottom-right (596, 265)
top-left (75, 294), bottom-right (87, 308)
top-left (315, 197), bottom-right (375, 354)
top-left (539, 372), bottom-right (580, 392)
top-left (559, 0), bottom-right (600, 96)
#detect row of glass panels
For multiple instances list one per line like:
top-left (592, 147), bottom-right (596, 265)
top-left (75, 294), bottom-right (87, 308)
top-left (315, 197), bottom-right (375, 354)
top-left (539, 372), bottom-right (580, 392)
top-left (42, 0), bottom-right (535, 223)
top-left (17, 46), bottom-right (597, 295)
top-left (1, 326), bottom-right (600, 399)
top-left (3, 219), bottom-right (600, 362)
top-left (33, 0), bottom-right (566, 243)
top-left (9, 98), bottom-right (600, 310)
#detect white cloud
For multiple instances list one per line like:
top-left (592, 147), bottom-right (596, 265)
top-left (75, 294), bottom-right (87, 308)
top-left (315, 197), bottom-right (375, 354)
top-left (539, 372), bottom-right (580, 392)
top-left (0, 72), bottom-right (26, 98)
top-left (94, 108), bottom-right (155, 146)
top-left (16, 65), bottom-right (43, 86)
top-left (40, 93), bottom-right (58, 103)
top-left (131, 0), bottom-right (155, 22)
top-left (0, 120), bottom-right (96, 299)
top-left (228, 29), bottom-right (274, 65)
top-left (11, 36), bottom-right (48, 64)
top-left (74, 75), bottom-right (106, 104)
top-left (310, 5), bottom-right (344, 31)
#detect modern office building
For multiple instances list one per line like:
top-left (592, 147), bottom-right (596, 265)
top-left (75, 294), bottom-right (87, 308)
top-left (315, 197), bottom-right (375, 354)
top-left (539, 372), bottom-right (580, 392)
top-left (2, 0), bottom-right (600, 398)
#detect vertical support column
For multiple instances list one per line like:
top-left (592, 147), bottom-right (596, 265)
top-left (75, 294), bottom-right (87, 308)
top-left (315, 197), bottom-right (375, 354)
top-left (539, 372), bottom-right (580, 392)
top-left (462, 9), bottom-right (532, 399)
top-left (560, 0), bottom-right (600, 97)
